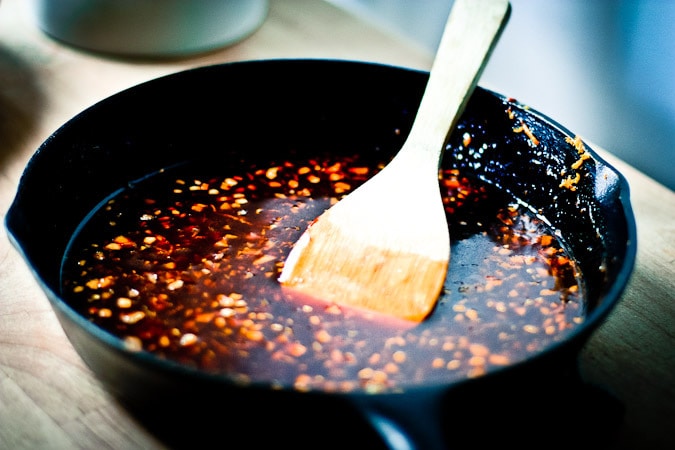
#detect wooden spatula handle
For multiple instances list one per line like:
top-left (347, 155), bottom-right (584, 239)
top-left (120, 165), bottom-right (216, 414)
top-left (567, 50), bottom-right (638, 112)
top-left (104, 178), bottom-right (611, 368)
top-left (401, 0), bottom-right (511, 164)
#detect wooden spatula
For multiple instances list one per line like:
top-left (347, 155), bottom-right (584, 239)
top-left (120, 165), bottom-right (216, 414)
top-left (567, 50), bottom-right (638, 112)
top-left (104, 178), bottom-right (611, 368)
top-left (278, 0), bottom-right (511, 322)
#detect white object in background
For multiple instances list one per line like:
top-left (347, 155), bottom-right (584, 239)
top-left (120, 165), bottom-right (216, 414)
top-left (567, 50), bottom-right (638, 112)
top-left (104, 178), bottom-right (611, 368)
top-left (34, 0), bottom-right (269, 58)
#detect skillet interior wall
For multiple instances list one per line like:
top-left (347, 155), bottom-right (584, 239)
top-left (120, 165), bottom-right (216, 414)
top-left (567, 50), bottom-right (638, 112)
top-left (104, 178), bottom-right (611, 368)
top-left (444, 87), bottom-right (626, 312)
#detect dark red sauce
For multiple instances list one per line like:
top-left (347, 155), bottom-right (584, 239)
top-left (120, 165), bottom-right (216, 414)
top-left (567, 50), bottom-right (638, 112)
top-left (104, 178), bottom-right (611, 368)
top-left (61, 152), bottom-right (584, 393)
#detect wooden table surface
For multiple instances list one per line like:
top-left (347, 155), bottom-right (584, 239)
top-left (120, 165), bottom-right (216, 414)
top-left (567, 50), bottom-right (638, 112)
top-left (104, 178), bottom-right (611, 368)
top-left (1, 0), bottom-right (673, 448)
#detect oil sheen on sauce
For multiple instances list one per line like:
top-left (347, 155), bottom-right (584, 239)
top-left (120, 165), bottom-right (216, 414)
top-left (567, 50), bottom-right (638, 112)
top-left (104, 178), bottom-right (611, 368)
top-left (60, 153), bottom-right (584, 393)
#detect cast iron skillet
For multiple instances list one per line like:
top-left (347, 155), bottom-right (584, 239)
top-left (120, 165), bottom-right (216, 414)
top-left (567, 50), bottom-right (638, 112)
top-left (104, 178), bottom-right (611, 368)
top-left (5, 59), bottom-right (636, 449)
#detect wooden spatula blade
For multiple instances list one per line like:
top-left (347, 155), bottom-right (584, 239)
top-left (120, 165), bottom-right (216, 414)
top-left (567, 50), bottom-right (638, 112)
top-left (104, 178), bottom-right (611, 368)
top-left (279, 234), bottom-right (448, 322)
top-left (279, 161), bottom-right (450, 322)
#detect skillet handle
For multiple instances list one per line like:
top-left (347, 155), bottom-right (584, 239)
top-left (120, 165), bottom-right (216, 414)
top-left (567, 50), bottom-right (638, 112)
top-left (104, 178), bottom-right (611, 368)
top-left (351, 389), bottom-right (448, 450)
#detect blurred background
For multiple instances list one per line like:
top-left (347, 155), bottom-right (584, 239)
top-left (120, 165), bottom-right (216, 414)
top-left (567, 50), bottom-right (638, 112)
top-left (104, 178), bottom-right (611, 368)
top-left (327, 0), bottom-right (675, 191)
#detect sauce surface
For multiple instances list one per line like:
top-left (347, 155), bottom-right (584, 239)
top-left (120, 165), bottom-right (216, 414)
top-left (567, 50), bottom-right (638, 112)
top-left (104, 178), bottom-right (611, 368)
top-left (61, 152), bottom-right (584, 393)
